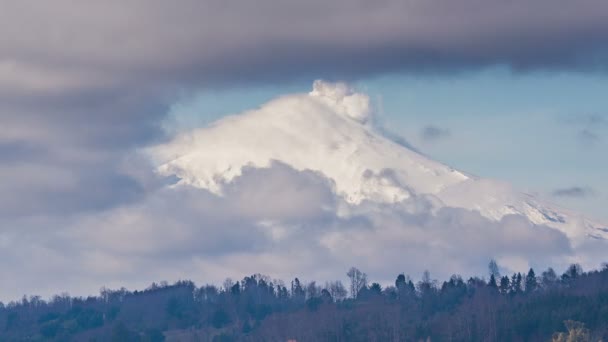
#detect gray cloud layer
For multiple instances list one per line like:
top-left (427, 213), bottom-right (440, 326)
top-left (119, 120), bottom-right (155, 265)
top-left (2, 0), bottom-right (608, 100)
top-left (1, 1), bottom-right (608, 299)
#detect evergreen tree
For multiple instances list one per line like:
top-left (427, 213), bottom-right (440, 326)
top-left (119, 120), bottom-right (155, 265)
top-left (525, 268), bottom-right (538, 293)
top-left (395, 274), bottom-right (414, 300)
top-left (488, 274), bottom-right (498, 289)
top-left (499, 276), bottom-right (510, 294)
top-left (511, 273), bottom-right (523, 294)
top-left (230, 282), bottom-right (241, 296)
top-left (369, 283), bottom-right (382, 295)
top-left (562, 264), bottom-right (583, 282)
top-left (395, 274), bottom-right (406, 289)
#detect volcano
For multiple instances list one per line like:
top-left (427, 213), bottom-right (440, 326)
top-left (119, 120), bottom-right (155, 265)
top-left (151, 80), bottom-right (608, 243)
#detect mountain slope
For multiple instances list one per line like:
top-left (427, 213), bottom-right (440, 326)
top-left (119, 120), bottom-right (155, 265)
top-left (151, 80), bottom-right (607, 242)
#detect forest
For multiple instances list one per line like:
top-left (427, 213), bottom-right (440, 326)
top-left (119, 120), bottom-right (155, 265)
top-left (1, 261), bottom-right (607, 341)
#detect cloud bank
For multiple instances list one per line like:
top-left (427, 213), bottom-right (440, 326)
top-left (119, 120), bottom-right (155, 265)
top-left (3, 162), bottom-right (579, 300)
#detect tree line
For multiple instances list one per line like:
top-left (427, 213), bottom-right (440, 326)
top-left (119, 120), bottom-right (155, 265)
top-left (1, 261), bottom-right (607, 341)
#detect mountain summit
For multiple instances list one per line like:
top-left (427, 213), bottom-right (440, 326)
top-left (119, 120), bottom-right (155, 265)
top-left (152, 81), bottom-right (607, 243)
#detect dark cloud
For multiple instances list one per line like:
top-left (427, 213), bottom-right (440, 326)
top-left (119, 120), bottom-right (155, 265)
top-left (421, 125), bottom-right (451, 141)
top-left (552, 186), bottom-right (595, 198)
top-left (2, 0), bottom-right (608, 101)
top-left (0, 80), bottom-right (169, 219)
top-left (0, 155), bottom-right (155, 219)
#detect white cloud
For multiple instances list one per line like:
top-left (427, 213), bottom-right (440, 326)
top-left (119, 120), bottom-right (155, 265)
top-left (0, 160), bottom-right (592, 301)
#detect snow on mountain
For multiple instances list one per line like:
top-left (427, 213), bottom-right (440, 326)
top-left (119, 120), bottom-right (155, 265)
top-left (151, 80), bottom-right (608, 243)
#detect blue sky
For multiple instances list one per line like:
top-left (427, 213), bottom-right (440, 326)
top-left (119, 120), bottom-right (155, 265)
top-left (362, 69), bottom-right (608, 220)
top-left (166, 68), bottom-right (608, 221)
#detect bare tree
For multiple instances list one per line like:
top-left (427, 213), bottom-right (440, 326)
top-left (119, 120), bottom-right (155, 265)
top-left (305, 281), bottom-right (321, 299)
top-left (222, 278), bottom-right (234, 293)
top-left (347, 267), bottom-right (367, 299)
top-left (325, 281), bottom-right (347, 302)
top-left (488, 259), bottom-right (501, 279)
top-left (552, 320), bottom-right (590, 342)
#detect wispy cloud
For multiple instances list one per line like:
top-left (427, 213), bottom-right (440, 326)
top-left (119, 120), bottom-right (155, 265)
top-left (552, 186), bottom-right (595, 198)
top-left (578, 129), bottom-right (601, 145)
top-left (578, 114), bottom-right (607, 126)
top-left (559, 114), bottom-right (606, 146)
top-left (421, 125), bottom-right (451, 142)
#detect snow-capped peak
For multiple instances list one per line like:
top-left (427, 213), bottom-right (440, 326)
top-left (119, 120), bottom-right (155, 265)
top-left (151, 80), bottom-right (608, 242)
